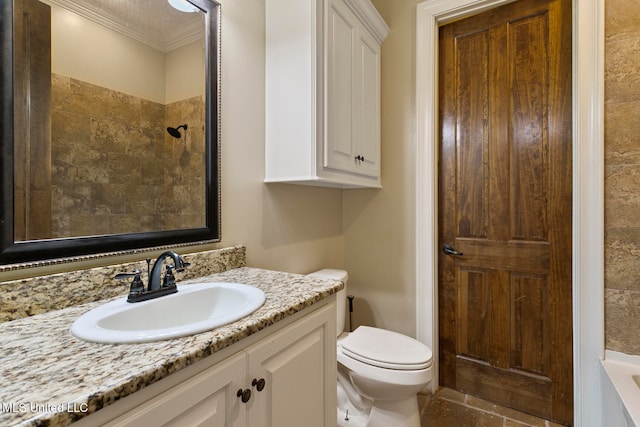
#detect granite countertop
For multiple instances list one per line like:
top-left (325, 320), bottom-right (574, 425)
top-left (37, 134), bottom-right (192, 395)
top-left (0, 267), bottom-right (343, 427)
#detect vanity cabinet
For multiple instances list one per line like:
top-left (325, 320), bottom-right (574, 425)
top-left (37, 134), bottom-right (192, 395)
top-left (78, 302), bottom-right (336, 427)
top-left (265, 0), bottom-right (389, 188)
top-left (247, 305), bottom-right (334, 427)
top-left (103, 352), bottom-right (247, 426)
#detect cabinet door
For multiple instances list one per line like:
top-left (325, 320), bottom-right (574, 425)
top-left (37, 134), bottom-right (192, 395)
top-left (246, 304), bottom-right (336, 427)
top-left (325, 0), bottom-right (358, 174)
top-left (354, 27), bottom-right (381, 178)
top-left (105, 353), bottom-right (247, 427)
top-left (326, 0), bottom-right (381, 180)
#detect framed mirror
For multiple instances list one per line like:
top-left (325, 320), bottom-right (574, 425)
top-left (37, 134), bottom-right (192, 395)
top-left (0, 0), bottom-right (221, 265)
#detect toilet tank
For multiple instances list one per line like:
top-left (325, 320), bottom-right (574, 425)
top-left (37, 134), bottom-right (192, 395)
top-left (307, 269), bottom-right (348, 337)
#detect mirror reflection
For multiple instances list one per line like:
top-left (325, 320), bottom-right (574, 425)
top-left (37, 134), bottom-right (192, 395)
top-left (14, 0), bottom-right (207, 241)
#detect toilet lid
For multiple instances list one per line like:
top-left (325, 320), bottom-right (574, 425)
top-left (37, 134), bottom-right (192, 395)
top-left (339, 326), bottom-right (432, 370)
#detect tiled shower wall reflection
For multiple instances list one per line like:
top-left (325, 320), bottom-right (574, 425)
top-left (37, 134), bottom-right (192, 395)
top-left (604, 0), bottom-right (640, 354)
top-left (50, 74), bottom-right (205, 238)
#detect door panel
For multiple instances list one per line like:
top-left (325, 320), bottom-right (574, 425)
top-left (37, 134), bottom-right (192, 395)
top-left (326, 0), bottom-right (357, 173)
top-left (438, 0), bottom-right (572, 424)
top-left (247, 304), bottom-right (335, 427)
top-left (105, 353), bottom-right (246, 427)
top-left (510, 13), bottom-right (550, 242)
top-left (455, 30), bottom-right (489, 240)
top-left (356, 28), bottom-right (381, 178)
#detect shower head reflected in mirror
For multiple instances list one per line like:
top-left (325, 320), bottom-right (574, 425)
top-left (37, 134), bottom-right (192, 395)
top-left (167, 124), bottom-right (188, 139)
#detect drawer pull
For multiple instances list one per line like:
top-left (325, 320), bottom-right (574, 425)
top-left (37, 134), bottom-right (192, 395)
top-left (237, 388), bottom-right (251, 403)
top-left (252, 378), bottom-right (266, 392)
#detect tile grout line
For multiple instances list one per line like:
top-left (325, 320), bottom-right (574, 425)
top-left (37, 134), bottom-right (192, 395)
top-left (439, 394), bottom-right (543, 427)
top-left (422, 390), bottom-right (562, 427)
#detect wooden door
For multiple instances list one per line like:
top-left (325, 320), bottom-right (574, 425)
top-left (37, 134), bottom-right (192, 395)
top-left (438, 0), bottom-right (572, 424)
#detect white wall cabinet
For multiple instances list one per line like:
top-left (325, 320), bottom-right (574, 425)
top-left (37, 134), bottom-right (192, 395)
top-left (265, 0), bottom-right (389, 188)
top-left (77, 302), bottom-right (336, 427)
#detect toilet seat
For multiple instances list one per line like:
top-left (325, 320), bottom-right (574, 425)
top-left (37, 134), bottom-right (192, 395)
top-left (339, 326), bottom-right (432, 370)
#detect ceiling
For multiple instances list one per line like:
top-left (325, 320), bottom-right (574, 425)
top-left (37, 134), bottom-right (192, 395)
top-left (45, 0), bottom-right (204, 52)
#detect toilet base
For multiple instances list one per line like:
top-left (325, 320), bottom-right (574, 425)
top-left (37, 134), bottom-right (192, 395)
top-left (336, 395), bottom-right (420, 427)
top-left (337, 366), bottom-right (421, 427)
top-left (366, 398), bottom-right (420, 427)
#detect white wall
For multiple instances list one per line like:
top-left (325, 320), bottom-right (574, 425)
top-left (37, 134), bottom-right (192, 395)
top-left (51, 5), bottom-right (166, 103)
top-left (50, 4), bottom-right (204, 105)
top-left (214, 0), bottom-right (344, 274)
top-left (165, 39), bottom-right (205, 104)
top-left (342, 0), bottom-right (418, 337)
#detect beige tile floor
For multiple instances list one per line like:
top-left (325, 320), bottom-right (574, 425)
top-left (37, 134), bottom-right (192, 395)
top-left (419, 388), bottom-right (568, 427)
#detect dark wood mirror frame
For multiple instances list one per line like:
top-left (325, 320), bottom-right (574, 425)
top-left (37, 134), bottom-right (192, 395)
top-left (0, 0), bottom-right (221, 266)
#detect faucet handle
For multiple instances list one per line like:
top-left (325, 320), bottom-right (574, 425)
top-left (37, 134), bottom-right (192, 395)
top-left (114, 269), bottom-right (142, 281)
top-left (175, 257), bottom-right (190, 272)
top-left (162, 265), bottom-right (177, 288)
top-left (114, 269), bottom-right (145, 296)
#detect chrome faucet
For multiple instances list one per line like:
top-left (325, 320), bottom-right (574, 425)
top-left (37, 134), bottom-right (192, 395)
top-left (115, 251), bottom-right (190, 303)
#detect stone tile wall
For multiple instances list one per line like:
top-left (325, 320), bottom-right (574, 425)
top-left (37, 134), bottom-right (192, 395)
top-left (50, 73), bottom-right (205, 238)
top-left (604, 0), bottom-right (640, 354)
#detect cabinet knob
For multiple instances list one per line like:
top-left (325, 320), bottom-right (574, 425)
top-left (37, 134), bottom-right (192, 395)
top-left (237, 388), bottom-right (252, 403)
top-left (252, 378), bottom-right (266, 392)
top-left (354, 155), bottom-right (365, 163)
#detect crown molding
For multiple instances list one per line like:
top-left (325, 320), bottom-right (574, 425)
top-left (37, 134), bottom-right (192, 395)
top-left (45, 0), bottom-right (202, 52)
top-left (344, 0), bottom-right (390, 44)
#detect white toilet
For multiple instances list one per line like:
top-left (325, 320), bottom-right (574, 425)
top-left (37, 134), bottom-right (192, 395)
top-left (308, 269), bottom-right (433, 427)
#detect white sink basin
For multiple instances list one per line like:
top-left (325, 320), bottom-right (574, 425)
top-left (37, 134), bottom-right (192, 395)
top-left (70, 282), bottom-right (265, 344)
